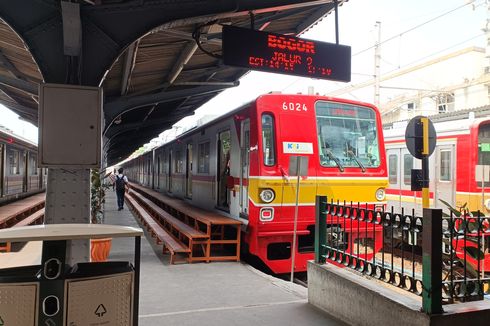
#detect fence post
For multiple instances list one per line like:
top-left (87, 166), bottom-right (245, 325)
top-left (422, 208), bottom-right (443, 314)
top-left (315, 196), bottom-right (327, 264)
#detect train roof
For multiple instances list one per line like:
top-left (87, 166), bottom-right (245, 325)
top-left (0, 125), bottom-right (37, 149)
top-left (383, 116), bottom-right (489, 140)
top-left (152, 93), bottom-right (381, 152)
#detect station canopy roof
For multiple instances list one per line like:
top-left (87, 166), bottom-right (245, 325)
top-left (0, 0), bottom-right (346, 165)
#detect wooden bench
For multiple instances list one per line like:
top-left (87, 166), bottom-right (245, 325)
top-left (126, 191), bottom-right (199, 263)
top-left (0, 194), bottom-right (46, 252)
top-left (129, 183), bottom-right (241, 262)
top-left (0, 193), bottom-right (45, 228)
top-left (13, 208), bottom-right (45, 227)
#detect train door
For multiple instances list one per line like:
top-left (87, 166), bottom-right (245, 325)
top-left (434, 144), bottom-right (456, 210)
top-left (186, 143), bottom-right (193, 198)
top-left (240, 120), bottom-right (250, 218)
top-left (217, 130), bottom-right (231, 210)
top-left (168, 150), bottom-right (172, 192)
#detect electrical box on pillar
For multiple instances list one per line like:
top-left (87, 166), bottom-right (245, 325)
top-left (39, 83), bottom-right (102, 168)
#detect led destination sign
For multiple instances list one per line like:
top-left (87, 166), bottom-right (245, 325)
top-left (222, 26), bottom-right (351, 82)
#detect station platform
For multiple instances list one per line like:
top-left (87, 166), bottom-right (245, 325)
top-left (107, 189), bottom-right (344, 325)
top-left (0, 190), bottom-right (344, 325)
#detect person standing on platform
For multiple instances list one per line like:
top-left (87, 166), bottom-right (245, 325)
top-left (114, 168), bottom-right (129, 211)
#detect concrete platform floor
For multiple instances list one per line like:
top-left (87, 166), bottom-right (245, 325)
top-left (0, 190), bottom-right (345, 325)
top-left (104, 190), bottom-right (345, 326)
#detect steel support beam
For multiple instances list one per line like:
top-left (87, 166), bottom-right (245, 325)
top-left (120, 40), bottom-right (140, 95)
top-left (0, 75), bottom-right (39, 96)
top-left (295, 4), bottom-right (334, 33)
top-left (104, 83), bottom-right (238, 132)
top-left (167, 42), bottom-right (198, 85)
top-left (0, 50), bottom-right (33, 81)
top-left (0, 99), bottom-right (38, 116)
top-left (0, 0), bottom-right (333, 85)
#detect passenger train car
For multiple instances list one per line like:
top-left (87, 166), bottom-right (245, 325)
top-left (0, 127), bottom-right (46, 205)
top-left (384, 117), bottom-right (490, 214)
top-left (123, 94), bottom-right (388, 274)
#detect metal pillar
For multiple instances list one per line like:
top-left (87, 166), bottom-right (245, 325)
top-left (422, 208), bottom-right (443, 314)
top-left (314, 196), bottom-right (327, 264)
top-left (45, 169), bottom-right (90, 263)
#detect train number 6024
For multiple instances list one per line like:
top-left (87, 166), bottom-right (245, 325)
top-left (282, 102), bottom-right (308, 112)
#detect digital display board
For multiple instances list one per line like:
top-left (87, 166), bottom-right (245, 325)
top-left (222, 25), bottom-right (351, 82)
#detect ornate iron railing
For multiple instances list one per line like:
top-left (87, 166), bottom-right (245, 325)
top-left (442, 211), bottom-right (490, 303)
top-left (314, 196), bottom-right (490, 308)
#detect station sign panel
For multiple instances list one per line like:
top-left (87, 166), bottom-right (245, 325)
top-left (222, 26), bottom-right (351, 82)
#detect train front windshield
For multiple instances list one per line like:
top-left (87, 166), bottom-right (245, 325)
top-left (316, 101), bottom-right (380, 169)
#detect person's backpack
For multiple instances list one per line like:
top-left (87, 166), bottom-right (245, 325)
top-left (115, 175), bottom-right (126, 191)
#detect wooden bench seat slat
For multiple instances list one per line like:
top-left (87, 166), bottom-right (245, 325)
top-left (0, 193), bottom-right (46, 227)
top-left (125, 193), bottom-right (191, 264)
top-left (130, 191), bottom-right (208, 239)
top-left (129, 183), bottom-right (241, 263)
top-left (14, 208), bottom-right (45, 227)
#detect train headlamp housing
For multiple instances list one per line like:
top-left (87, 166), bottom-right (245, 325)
top-left (259, 188), bottom-right (275, 203)
top-left (375, 188), bottom-right (386, 201)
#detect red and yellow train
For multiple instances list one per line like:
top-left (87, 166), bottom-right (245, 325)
top-left (384, 117), bottom-right (490, 214)
top-left (123, 94), bottom-right (388, 273)
top-left (384, 116), bottom-right (490, 273)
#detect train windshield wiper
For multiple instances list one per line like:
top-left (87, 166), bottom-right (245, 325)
top-left (326, 149), bottom-right (344, 172)
top-left (347, 150), bottom-right (366, 172)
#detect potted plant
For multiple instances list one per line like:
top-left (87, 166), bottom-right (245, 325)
top-left (90, 169), bottom-right (112, 262)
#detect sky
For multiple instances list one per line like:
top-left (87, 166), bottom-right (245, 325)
top-left (0, 0), bottom-right (487, 148)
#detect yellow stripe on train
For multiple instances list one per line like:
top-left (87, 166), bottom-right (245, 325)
top-left (248, 177), bottom-right (388, 205)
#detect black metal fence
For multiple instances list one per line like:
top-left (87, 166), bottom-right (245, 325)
top-left (442, 211), bottom-right (490, 303)
top-left (314, 196), bottom-right (490, 310)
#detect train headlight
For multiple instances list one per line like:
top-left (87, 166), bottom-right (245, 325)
top-left (259, 188), bottom-right (275, 203)
top-left (375, 188), bottom-right (386, 201)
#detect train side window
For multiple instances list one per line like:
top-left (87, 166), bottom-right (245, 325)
top-left (29, 154), bottom-right (38, 175)
top-left (198, 142), bottom-right (210, 173)
top-left (261, 114), bottom-right (276, 166)
top-left (403, 154), bottom-right (413, 185)
top-left (440, 150), bottom-right (451, 181)
top-left (8, 148), bottom-right (20, 175)
top-left (388, 154), bottom-right (398, 184)
top-left (478, 123), bottom-right (490, 164)
top-left (175, 151), bottom-right (183, 173)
